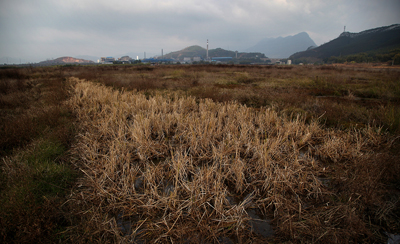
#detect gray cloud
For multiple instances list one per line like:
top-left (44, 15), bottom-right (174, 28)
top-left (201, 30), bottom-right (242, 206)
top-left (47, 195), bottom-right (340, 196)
top-left (1, 0), bottom-right (399, 62)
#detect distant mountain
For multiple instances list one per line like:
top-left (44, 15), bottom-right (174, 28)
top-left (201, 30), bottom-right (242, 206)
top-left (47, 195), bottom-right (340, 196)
top-left (246, 32), bottom-right (317, 58)
top-left (290, 24), bottom-right (400, 62)
top-left (163, 45), bottom-right (266, 60)
top-left (38, 56), bottom-right (95, 65)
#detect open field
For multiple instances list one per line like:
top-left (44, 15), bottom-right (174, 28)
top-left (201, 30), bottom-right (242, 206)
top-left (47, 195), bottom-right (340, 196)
top-left (72, 64), bottom-right (400, 133)
top-left (1, 64), bottom-right (400, 243)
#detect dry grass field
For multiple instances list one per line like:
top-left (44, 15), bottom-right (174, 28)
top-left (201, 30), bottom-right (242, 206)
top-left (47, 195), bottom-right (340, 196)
top-left (1, 64), bottom-right (400, 243)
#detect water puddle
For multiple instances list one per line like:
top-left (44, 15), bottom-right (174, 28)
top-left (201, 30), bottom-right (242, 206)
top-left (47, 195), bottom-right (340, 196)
top-left (226, 192), bottom-right (274, 238)
top-left (298, 148), bottom-right (321, 162)
top-left (247, 208), bottom-right (275, 237)
top-left (226, 195), bottom-right (237, 206)
top-left (387, 232), bottom-right (400, 244)
top-left (117, 212), bottom-right (132, 236)
top-left (298, 150), bottom-right (331, 189)
top-left (116, 213), bottom-right (146, 243)
top-left (317, 176), bottom-right (331, 187)
top-left (217, 236), bottom-right (235, 244)
top-left (134, 176), bottom-right (144, 193)
top-left (299, 149), bottom-right (309, 160)
top-left (163, 182), bottom-right (175, 196)
top-left (150, 157), bottom-right (165, 164)
top-left (134, 176), bottom-right (143, 188)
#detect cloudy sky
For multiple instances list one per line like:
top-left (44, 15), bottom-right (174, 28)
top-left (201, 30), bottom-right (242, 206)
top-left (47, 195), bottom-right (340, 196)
top-left (1, 0), bottom-right (399, 63)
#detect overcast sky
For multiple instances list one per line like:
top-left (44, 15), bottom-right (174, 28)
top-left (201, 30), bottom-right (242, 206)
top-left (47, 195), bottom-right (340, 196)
top-left (1, 0), bottom-right (399, 63)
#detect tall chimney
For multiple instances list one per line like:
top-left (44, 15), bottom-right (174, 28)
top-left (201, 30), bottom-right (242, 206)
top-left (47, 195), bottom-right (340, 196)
top-left (162, 49), bottom-right (163, 59)
top-left (207, 39), bottom-right (209, 60)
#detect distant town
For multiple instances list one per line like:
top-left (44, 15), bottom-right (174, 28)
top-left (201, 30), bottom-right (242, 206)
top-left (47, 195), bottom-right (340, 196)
top-left (99, 55), bottom-right (290, 65)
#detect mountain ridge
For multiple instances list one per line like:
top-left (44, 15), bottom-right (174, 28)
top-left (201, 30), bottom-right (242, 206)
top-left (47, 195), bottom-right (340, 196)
top-left (246, 32), bottom-right (317, 58)
top-left (163, 46), bottom-right (266, 60)
top-left (290, 24), bottom-right (400, 62)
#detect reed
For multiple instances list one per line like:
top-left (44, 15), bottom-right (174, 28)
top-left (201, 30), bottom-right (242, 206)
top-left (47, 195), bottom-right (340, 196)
top-left (66, 77), bottom-right (399, 243)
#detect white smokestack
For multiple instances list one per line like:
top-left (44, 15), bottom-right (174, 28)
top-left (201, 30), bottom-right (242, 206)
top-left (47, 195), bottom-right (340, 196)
top-left (207, 39), bottom-right (209, 60)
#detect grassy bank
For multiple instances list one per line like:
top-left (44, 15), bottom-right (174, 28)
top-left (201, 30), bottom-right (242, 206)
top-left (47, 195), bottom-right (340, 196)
top-left (0, 67), bottom-right (77, 243)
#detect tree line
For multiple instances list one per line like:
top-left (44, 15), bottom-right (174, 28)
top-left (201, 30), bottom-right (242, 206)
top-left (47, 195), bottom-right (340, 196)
top-left (325, 48), bottom-right (400, 65)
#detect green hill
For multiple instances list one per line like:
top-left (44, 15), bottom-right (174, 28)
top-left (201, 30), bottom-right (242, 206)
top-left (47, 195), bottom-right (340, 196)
top-left (290, 24), bottom-right (400, 63)
top-left (163, 45), bottom-right (207, 60)
top-left (163, 46), bottom-right (266, 61)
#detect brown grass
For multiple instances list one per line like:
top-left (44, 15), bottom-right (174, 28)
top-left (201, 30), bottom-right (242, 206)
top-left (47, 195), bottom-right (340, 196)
top-left (65, 76), bottom-right (400, 243)
top-left (69, 64), bottom-right (400, 133)
top-left (1, 64), bottom-right (399, 243)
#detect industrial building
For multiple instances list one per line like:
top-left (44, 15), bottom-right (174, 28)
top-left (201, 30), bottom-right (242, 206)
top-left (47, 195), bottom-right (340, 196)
top-left (142, 58), bottom-right (175, 64)
top-left (100, 57), bottom-right (116, 64)
top-left (118, 56), bottom-right (131, 62)
top-left (211, 57), bottom-right (233, 63)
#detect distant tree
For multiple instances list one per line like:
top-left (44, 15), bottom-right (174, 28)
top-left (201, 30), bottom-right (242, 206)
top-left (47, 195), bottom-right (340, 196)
top-left (239, 60), bottom-right (251, 64)
top-left (131, 60), bottom-right (142, 64)
top-left (326, 48), bottom-right (400, 64)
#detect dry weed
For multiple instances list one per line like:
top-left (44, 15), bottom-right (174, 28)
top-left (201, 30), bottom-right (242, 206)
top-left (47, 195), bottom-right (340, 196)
top-left (66, 77), bottom-right (398, 243)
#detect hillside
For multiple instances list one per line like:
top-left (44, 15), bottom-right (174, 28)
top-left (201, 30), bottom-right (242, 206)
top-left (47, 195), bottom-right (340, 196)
top-left (38, 56), bottom-right (95, 65)
top-left (163, 46), bottom-right (206, 60)
top-left (163, 46), bottom-right (266, 61)
top-left (246, 32), bottom-right (317, 58)
top-left (290, 24), bottom-right (400, 63)
top-left (75, 55), bottom-right (100, 62)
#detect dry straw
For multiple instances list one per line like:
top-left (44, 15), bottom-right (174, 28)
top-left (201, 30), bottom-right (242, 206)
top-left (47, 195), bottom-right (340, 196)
top-left (67, 78), bottom-right (392, 243)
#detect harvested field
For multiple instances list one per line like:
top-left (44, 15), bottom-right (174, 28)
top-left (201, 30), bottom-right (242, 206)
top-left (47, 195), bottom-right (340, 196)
top-left (66, 75), bottom-right (399, 243)
top-left (1, 64), bottom-right (399, 243)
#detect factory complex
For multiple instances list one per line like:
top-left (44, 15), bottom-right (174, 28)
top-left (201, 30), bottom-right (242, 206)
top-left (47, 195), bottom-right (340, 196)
top-left (99, 40), bottom-right (285, 65)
